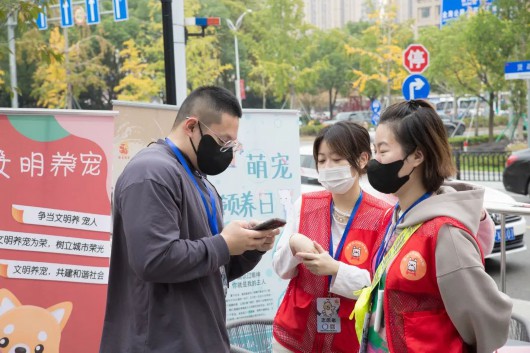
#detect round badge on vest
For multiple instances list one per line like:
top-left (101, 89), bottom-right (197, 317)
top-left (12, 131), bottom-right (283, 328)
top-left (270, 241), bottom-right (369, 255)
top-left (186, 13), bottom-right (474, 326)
top-left (344, 240), bottom-right (369, 265)
top-left (399, 250), bottom-right (427, 281)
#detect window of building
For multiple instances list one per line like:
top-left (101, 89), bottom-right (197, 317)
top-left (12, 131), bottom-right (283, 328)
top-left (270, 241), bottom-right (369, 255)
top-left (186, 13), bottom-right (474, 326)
top-left (419, 7), bottom-right (431, 18)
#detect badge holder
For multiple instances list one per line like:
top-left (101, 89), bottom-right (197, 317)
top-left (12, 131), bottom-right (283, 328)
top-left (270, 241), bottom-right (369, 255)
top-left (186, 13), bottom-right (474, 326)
top-left (316, 297), bottom-right (341, 333)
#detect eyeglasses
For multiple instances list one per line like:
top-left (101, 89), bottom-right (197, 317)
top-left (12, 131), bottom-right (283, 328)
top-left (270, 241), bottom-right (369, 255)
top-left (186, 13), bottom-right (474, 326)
top-left (188, 117), bottom-right (242, 152)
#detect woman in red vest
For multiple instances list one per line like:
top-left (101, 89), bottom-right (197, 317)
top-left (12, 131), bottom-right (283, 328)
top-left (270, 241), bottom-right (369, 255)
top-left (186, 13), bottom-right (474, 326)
top-left (272, 121), bottom-right (392, 352)
top-left (355, 100), bottom-right (512, 353)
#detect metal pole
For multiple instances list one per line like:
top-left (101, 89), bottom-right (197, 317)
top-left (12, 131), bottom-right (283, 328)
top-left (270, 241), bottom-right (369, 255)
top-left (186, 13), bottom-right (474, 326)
top-left (234, 33), bottom-right (241, 106)
top-left (500, 213), bottom-right (506, 293)
top-left (527, 79), bottom-right (530, 148)
top-left (7, 13), bottom-right (18, 108)
top-left (64, 27), bottom-right (72, 109)
top-left (161, 0), bottom-right (176, 105)
top-left (172, 0), bottom-right (187, 106)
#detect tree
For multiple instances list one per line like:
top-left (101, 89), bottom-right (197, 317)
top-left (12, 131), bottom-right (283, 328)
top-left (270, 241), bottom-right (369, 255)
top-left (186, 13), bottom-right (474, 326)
top-left (297, 29), bottom-right (355, 118)
top-left (344, 2), bottom-right (412, 105)
top-left (114, 39), bottom-right (159, 102)
top-left (450, 11), bottom-right (515, 141)
top-left (243, 0), bottom-right (308, 108)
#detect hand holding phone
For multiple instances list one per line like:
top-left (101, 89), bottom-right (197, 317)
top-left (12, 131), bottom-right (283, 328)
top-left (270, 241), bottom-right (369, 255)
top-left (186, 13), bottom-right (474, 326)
top-left (250, 218), bottom-right (286, 231)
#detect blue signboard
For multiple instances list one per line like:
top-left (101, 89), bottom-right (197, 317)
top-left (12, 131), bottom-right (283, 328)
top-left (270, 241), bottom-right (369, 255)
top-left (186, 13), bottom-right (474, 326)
top-left (441, 0), bottom-right (492, 26)
top-left (86, 0), bottom-right (101, 25)
top-left (370, 99), bottom-right (381, 114)
top-left (371, 113), bottom-right (380, 126)
top-left (36, 6), bottom-right (48, 30)
top-left (402, 75), bottom-right (430, 100)
top-left (505, 61), bottom-right (530, 80)
top-left (113, 0), bottom-right (129, 22)
top-left (60, 0), bottom-right (73, 27)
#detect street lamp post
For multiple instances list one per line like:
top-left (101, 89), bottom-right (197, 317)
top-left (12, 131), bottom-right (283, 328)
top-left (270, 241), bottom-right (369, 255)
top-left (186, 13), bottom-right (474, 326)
top-left (226, 9), bottom-right (252, 106)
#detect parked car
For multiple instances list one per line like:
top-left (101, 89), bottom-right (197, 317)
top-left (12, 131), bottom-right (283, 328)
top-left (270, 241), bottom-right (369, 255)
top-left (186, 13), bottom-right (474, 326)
top-left (322, 111), bottom-right (372, 127)
top-left (299, 145), bottom-right (527, 258)
top-left (439, 114), bottom-right (466, 137)
top-left (503, 148), bottom-right (530, 197)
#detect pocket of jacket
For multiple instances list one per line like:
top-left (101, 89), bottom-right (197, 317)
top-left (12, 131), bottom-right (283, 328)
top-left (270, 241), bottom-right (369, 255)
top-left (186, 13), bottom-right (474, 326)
top-left (403, 309), bottom-right (464, 353)
top-left (274, 287), bottom-right (314, 340)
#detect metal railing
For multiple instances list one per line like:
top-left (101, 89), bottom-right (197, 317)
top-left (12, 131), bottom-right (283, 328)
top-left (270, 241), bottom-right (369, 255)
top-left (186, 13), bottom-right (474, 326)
top-left (453, 151), bottom-right (510, 181)
top-left (483, 201), bottom-right (530, 293)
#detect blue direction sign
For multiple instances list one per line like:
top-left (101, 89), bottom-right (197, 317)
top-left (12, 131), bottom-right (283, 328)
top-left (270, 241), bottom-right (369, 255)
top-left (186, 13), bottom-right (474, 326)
top-left (36, 6), bottom-right (48, 30)
top-left (371, 113), bottom-right (380, 126)
top-left (370, 99), bottom-right (382, 114)
top-left (370, 99), bottom-right (382, 125)
top-left (441, 0), bottom-right (492, 27)
top-left (60, 0), bottom-right (73, 27)
top-left (402, 74), bottom-right (430, 100)
top-left (113, 0), bottom-right (129, 22)
top-left (86, 0), bottom-right (101, 25)
top-left (505, 61), bottom-right (530, 80)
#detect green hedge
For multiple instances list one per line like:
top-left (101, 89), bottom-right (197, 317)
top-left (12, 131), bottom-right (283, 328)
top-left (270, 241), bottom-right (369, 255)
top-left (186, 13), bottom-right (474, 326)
top-left (300, 124), bottom-right (326, 136)
top-left (448, 134), bottom-right (507, 145)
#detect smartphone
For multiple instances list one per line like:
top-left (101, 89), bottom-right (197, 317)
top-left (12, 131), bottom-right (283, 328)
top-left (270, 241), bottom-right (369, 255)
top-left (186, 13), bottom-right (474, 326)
top-left (250, 218), bottom-right (286, 231)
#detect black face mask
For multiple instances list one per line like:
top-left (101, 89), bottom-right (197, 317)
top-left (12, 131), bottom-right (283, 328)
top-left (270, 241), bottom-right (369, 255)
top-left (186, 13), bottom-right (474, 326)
top-left (366, 157), bottom-right (414, 194)
top-left (190, 126), bottom-right (233, 175)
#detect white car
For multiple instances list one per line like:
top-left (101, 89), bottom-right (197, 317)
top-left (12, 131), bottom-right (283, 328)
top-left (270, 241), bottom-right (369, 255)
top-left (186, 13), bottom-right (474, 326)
top-left (299, 145), bottom-right (527, 258)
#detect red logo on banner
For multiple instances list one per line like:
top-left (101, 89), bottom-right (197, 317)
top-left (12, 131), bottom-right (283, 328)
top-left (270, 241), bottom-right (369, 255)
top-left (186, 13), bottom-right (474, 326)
top-left (403, 44), bottom-right (430, 73)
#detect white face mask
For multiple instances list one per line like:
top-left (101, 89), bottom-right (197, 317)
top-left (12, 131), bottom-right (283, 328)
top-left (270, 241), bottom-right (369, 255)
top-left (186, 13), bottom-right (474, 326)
top-left (318, 165), bottom-right (356, 194)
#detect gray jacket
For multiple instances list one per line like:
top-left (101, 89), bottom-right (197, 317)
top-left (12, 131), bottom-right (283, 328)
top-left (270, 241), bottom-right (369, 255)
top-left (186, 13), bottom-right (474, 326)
top-left (395, 181), bottom-right (512, 353)
top-left (99, 140), bottom-right (263, 353)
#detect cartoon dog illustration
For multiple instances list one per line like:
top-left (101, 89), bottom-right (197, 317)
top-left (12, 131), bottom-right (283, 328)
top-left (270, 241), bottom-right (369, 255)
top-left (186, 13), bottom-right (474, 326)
top-left (407, 258), bottom-right (418, 275)
top-left (351, 246), bottom-right (361, 260)
top-left (0, 288), bottom-right (72, 353)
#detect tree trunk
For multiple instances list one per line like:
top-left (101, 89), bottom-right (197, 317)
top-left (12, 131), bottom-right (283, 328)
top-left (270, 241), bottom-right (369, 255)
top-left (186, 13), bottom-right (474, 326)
top-left (262, 75), bottom-right (266, 109)
top-left (488, 91), bottom-right (495, 143)
top-left (329, 88), bottom-right (334, 120)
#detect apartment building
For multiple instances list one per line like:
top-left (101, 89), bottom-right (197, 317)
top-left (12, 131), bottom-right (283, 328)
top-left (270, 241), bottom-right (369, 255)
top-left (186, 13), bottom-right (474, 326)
top-left (302, 0), bottom-right (441, 30)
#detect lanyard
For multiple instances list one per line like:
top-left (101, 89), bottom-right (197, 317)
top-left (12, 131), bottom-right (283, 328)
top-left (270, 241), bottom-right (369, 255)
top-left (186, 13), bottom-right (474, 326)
top-left (374, 192), bottom-right (430, 270)
top-left (328, 191), bottom-right (364, 289)
top-left (350, 222), bottom-right (423, 343)
top-left (165, 138), bottom-right (219, 235)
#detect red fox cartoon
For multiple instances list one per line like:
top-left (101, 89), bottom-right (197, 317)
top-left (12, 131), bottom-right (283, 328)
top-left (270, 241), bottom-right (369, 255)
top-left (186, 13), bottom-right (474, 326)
top-left (0, 288), bottom-right (72, 353)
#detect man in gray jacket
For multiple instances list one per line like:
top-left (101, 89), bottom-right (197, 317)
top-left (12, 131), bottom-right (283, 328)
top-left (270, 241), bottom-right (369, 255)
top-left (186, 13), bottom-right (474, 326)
top-left (100, 86), bottom-right (279, 353)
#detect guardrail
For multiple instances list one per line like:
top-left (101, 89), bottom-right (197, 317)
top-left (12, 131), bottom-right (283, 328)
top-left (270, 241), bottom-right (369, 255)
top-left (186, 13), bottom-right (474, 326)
top-left (453, 151), bottom-right (510, 182)
top-left (483, 201), bottom-right (530, 293)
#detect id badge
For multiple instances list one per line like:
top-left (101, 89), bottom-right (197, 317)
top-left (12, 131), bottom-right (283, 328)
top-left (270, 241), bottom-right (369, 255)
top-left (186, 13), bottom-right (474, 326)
top-left (220, 266), bottom-right (228, 297)
top-left (316, 297), bottom-right (341, 333)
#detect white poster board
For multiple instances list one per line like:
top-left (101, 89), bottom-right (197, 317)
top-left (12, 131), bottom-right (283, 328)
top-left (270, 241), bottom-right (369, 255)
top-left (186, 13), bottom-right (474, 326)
top-left (210, 109), bottom-right (300, 321)
top-left (111, 102), bottom-right (300, 320)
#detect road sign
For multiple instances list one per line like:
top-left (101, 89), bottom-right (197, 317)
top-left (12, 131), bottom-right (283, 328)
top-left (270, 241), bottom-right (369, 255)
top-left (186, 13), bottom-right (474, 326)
top-left (505, 61), bottom-right (530, 80)
top-left (370, 99), bottom-right (381, 114)
top-left (370, 99), bottom-right (381, 125)
top-left (113, 0), bottom-right (129, 22)
top-left (403, 44), bottom-right (429, 74)
top-left (85, 0), bottom-right (101, 25)
top-left (60, 0), bottom-right (74, 27)
top-left (371, 113), bottom-right (380, 126)
top-left (402, 74), bottom-right (430, 100)
top-left (441, 0), bottom-right (493, 27)
top-left (36, 6), bottom-right (48, 30)
top-left (74, 6), bottom-right (85, 25)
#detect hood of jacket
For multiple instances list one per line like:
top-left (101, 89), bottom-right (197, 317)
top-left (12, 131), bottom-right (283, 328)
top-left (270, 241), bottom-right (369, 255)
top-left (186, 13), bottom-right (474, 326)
top-left (396, 180), bottom-right (485, 235)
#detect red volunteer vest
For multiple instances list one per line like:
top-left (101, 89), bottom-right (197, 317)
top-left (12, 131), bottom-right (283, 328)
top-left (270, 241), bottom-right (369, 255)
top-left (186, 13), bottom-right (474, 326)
top-left (273, 190), bottom-right (389, 353)
top-left (380, 215), bottom-right (483, 353)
